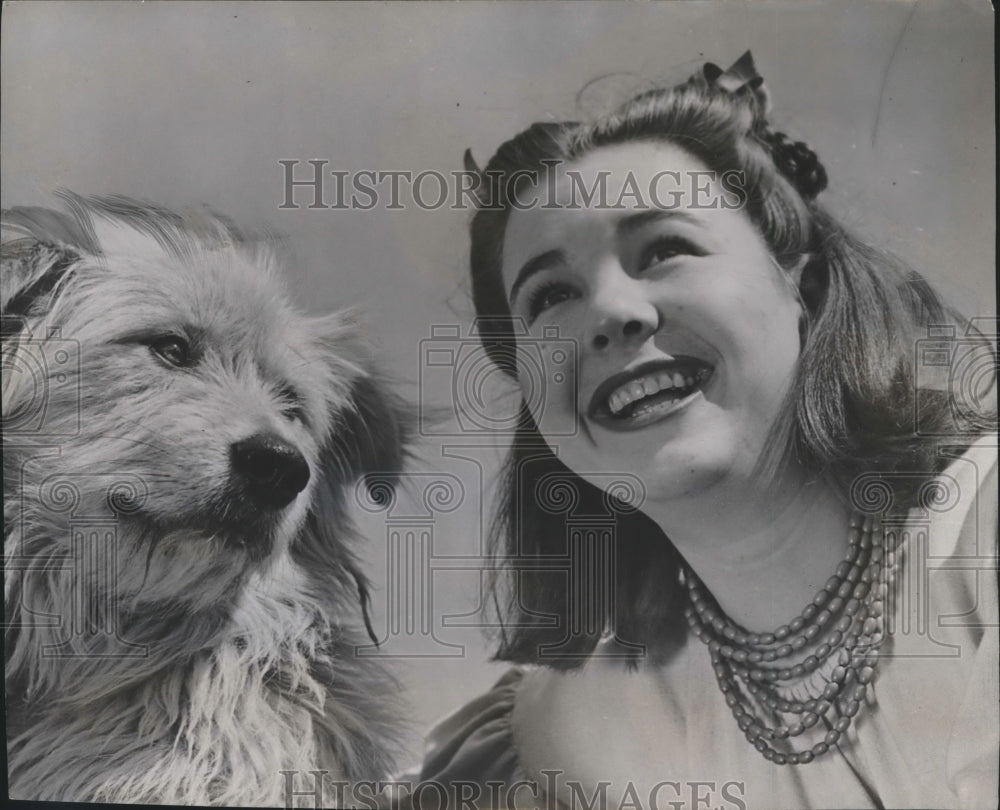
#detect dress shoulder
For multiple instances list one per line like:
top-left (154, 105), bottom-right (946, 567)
top-left (418, 668), bottom-right (525, 784)
top-left (939, 439), bottom-right (999, 807)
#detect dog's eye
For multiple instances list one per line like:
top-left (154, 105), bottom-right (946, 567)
top-left (148, 336), bottom-right (192, 368)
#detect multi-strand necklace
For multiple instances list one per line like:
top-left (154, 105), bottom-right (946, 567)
top-left (683, 513), bottom-right (899, 764)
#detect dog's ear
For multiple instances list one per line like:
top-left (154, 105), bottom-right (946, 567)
top-left (310, 309), bottom-right (413, 491)
top-left (1, 207), bottom-right (87, 330)
top-left (329, 372), bottom-right (413, 492)
top-left (78, 198), bottom-right (183, 261)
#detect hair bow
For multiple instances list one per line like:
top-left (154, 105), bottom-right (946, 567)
top-left (700, 50), bottom-right (771, 116)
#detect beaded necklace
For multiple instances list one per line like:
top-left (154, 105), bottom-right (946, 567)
top-left (683, 513), bottom-right (899, 764)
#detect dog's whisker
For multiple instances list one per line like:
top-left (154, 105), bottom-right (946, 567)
top-left (99, 418), bottom-right (176, 452)
top-left (137, 533), bottom-right (162, 595)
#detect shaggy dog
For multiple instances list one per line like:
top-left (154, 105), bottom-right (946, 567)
top-left (2, 194), bottom-right (408, 804)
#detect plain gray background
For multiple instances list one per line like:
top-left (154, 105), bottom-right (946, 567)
top-left (3, 0), bottom-right (995, 768)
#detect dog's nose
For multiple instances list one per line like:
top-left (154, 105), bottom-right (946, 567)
top-left (230, 434), bottom-right (310, 509)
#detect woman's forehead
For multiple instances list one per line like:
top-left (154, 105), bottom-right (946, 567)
top-left (526, 140), bottom-right (713, 203)
top-left (501, 141), bottom-right (735, 283)
top-left (559, 140), bottom-right (711, 188)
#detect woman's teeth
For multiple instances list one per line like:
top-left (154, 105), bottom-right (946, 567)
top-left (607, 370), bottom-right (698, 416)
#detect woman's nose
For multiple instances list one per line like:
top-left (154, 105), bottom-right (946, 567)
top-left (587, 275), bottom-right (660, 351)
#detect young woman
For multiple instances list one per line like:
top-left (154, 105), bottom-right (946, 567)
top-left (416, 53), bottom-right (997, 809)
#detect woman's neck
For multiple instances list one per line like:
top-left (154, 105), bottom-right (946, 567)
top-left (643, 468), bottom-right (850, 632)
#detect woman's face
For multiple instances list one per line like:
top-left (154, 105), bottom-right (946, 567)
top-left (499, 141), bottom-right (804, 504)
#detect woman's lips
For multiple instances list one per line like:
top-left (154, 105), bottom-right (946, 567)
top-left (587, 357), bottom-right (714, 431)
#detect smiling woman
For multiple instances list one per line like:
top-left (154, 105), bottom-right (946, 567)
top-left (500, 142), bottom-right (805, 506)
top-left (413, 53), bottom-right (998, 809)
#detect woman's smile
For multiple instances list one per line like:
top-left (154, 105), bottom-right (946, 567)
top-left (587, 356), bottom-right (715, 431)
top-left (501, 140), bottom-right (804, 501)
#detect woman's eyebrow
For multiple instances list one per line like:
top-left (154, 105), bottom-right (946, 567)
top-left (509, 248), bottom-right (565, 305)
top-left (616, 209), bottom-right (699, 238)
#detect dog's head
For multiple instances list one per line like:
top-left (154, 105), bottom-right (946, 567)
top-left (2, 194), bottom-right (409, 621)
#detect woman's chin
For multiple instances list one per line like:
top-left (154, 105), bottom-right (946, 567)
top-left (639, 455), bottom-right (734, 504)
top-left (568, 438), bottom-right (736, 508)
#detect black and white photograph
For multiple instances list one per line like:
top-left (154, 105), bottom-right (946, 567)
top-left (2, 1), bottom-right (996, 808)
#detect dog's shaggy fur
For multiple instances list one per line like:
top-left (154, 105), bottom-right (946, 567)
top-left (2, 194), bottom-right (409, 804)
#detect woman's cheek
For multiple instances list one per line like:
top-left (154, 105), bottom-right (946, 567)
top-left (517, 346), bottom-right (579, 438)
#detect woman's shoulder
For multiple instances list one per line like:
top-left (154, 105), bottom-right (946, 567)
top-left (921, 435), bottom-right (997, 558)
top-left (417, 667), bottom-right (526, 785)
top-left (898, 435), bottom-right (999, 806)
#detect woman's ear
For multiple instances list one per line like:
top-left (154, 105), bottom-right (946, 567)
top-left (787, 253), bottom-right (811, 288)
top-left (775, 253), bottom-right (818, 348)
top-left (794, 252), bottom-right (828, 319)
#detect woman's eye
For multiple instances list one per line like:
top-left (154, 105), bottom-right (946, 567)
top-left (147, 335), bottom-right (192, 368)
top-left (638, 236), bottom-right (700, 271)
top-left (526, 281), bottom-right (577, 321)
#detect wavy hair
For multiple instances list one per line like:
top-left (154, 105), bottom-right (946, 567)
top-left (467, 63), bottom-right (997, 668)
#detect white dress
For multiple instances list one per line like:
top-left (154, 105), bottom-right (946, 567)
top-left (418, 439), bottom-right (999, 809)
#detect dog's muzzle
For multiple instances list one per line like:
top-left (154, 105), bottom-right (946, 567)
top-left (230, 433), bottom-right (310, 509)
